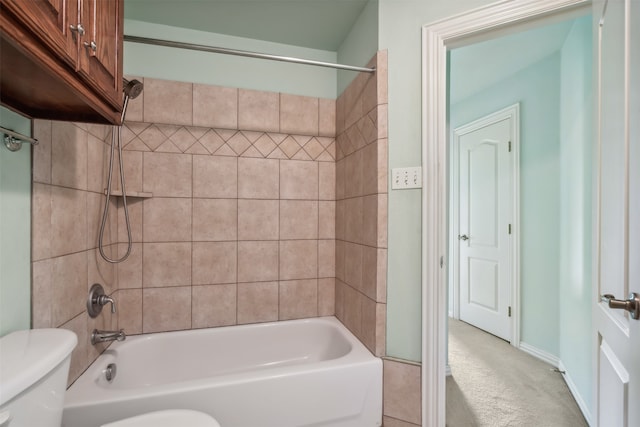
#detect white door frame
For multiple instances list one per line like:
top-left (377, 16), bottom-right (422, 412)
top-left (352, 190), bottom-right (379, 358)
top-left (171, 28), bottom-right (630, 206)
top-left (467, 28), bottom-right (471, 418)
top-left (420, 1), bottom-right (591, 426)
top-left (450, 104), bottom-right (520, 346)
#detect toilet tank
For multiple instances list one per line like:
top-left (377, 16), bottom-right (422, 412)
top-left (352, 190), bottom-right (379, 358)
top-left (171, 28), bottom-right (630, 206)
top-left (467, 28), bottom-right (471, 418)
top-left (0, 329), bottom-right (77, 427)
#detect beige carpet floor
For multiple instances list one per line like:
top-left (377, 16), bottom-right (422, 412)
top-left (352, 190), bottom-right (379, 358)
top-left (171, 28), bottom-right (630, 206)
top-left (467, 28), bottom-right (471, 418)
top-left (446, 318), bottom-right (588, 427)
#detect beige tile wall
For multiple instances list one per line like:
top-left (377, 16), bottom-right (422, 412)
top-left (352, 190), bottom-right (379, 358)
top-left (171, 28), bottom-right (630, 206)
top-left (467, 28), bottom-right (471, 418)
top-left (335, 51), bottom-right (388, 357)
top-left (30, 56), bottom-right (400, 397)
top-left (31, 120), bottom-right (119, 384)
top-left (383, 359), bottom-right (422, 425)
top-left (114, 77), bottom-right (337, 336)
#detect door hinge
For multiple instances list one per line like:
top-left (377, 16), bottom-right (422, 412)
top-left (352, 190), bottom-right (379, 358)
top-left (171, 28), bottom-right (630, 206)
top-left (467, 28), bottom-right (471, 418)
top-left (440, 256), bottom-right (445, 268)
top-left (508, 224), bottom-right (512, 234)
top-left (508, 306), bottom-right (512, 317)
top-left (508, 141), bottom-right (512, 152)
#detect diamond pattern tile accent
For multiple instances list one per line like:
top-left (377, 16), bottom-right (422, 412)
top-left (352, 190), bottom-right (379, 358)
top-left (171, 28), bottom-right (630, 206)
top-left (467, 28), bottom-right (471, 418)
top-left (125, 122), bottom-right (151, 135)
top-left (317, 137), bottom-right (334, 148)
top-left (357, 115), bottom-right (377, 145)
top-left (156, 140), bottom-right (182, 153)
top-left (368, 109), bottom-right (378, 128)
top-left (346, 125), bottom-right (365, 152)
top-left (254, 134), bottom-right (277, 157)
top-left (124, 137), bottom-right (151, 152)
top-left (326, 141), bottom-right (336, 159)
top-left (139, 125), bottom-right (168, 150)
top-left (267, 133), bottom-right (288, 144)
top-left (200, 130), bottom-right (225, 154)
top-left (121, 125), bottom-right (138, 146)
top-left (336, 133), bottom-right (351, 158)
top-left (267, 147), bottom-right (288, 159)
top-left (241, 146), bottom-right (262, 158)
top-left (157, 124), bottom-right (181, 138)
top-left (116, 121), bottom-right (337, 161)
top-left (303, 138), bottom-right (324, 160)
top-left (292, 150), bottom-right (312, 161)
top-left (227, 132), bottom-right (251, 155)
top-left (279, 136), bottom-right (301, 158)
top-left (316, 151), bottom-right (334, 162)
top-left (187, 126), bottom-right (208, 140)
top-left (215, 129), bottom-right (237, 141)
top-left (215, 144), bottom-right (237, 157)
top-left (170, 127), bottom-right (197, 152)
top-left (293, 135), bottom-right (312, 146)
top-left (340, 136), bottom-right (351, 160)
top-left (186, 142), bottom-right (210, 155)
top-left (241, 131), bottom-right (262, 143)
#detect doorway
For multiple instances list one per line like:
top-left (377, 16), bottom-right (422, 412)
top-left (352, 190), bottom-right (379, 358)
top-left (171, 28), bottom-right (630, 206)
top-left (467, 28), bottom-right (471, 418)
top-left (420, 1), bottom-right (593, 426)
top-left (445, 15), bottom-right (592, 424)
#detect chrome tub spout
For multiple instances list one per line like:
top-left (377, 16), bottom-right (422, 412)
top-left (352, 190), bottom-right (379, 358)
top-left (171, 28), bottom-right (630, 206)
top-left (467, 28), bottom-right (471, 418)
top-left (91, 329), bottom-right (126, 345)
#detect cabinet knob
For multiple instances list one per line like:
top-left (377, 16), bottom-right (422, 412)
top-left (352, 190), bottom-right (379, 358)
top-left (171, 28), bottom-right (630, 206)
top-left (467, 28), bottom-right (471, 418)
top-left (83, 41), bottom-right (97, 52)
top-left (69, 23), bottom-right (85, 36)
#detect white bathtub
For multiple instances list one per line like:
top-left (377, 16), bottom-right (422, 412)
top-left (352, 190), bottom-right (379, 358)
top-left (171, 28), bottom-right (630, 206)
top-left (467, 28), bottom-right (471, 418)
top-left (62, 317), bottom-right (382, 427)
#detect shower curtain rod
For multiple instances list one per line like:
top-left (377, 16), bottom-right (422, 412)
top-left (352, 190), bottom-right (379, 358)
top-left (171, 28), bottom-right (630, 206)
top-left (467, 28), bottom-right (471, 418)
top-left (124, 35), bottom-right (376, 73)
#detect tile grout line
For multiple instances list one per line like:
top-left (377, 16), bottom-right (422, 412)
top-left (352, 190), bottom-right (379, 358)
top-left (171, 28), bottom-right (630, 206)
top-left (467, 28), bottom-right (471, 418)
top-left (236, 155), bottom-right (240, 326)
top-left (317, 158), bottom-right (321, 316)
top-left (277, 158), bottom-right (281, 321)
top-left (190, 138), bottom-right (194, 330)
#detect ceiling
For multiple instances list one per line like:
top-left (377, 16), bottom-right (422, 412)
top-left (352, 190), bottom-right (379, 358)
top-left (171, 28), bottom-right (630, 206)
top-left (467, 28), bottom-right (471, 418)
top-left (124, 0), bottom-right (370, 52)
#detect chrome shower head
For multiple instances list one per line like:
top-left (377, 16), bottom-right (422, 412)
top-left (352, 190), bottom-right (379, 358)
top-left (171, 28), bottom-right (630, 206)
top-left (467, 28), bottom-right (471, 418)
top-left (123, 78), bottom-right (144, 99)
top-left (120, 79), bottom-right (144, 123)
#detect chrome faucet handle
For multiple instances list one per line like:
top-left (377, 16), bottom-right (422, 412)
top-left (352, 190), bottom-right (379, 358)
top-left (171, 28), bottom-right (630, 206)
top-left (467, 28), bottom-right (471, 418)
top-left (98, 294), bottom-right (117, 314)
top-left (87, 284), bottom-right (117, 318)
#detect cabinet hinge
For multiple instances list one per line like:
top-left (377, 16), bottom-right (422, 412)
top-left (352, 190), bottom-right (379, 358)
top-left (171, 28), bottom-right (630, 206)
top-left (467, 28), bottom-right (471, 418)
top-left (508, 141), bottom-right (512, 152)
top-left (508, 306), bottom-right (512, 317)
top-left (508, 224), bottom-right (512, 234)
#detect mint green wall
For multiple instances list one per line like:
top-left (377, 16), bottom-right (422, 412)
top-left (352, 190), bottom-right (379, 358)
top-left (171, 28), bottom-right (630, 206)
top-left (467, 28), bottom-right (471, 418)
top-left (336, 0), bottom-right (378, 95)
top-left (451, 54), bottom-right (562, 357)
top-left (0, 107), bottom-right (32, 336)
top-left (379, 0), bottom-right (497, 361)
top-left (558, 15), bottom-right (593, 413)
top-left (124, 19), bottom-right (338, 98)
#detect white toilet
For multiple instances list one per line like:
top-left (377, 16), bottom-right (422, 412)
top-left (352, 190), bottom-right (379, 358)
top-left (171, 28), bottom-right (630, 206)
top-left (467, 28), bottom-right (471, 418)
top-left (0, 329), bottom-right (220, 427)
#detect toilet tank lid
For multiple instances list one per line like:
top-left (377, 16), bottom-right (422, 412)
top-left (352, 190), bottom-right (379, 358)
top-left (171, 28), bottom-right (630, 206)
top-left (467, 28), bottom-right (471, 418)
top-left (0, 328), bottom-right (77, 406)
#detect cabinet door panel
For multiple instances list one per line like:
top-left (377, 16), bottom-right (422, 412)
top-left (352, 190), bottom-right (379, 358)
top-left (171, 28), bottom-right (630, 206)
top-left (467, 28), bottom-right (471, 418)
top-left (78, 0), bottom-right (121, 109)
top-left (2, 0), bottom-right (78, 67)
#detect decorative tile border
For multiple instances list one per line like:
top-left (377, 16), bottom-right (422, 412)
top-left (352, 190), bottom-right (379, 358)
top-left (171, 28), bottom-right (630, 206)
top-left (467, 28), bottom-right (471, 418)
top-left (122, 122), bottom-right (336, 162)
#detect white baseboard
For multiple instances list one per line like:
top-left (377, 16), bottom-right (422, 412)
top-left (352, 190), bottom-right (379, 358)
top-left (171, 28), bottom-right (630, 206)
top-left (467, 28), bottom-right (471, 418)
top-left (558, 360), bottom-right (593, 426)
top-left (518, 342), bottom-right (560, 367)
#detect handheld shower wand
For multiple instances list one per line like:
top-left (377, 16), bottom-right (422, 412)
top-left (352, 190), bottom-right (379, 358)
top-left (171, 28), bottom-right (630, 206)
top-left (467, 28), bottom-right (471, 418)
top-left (98, 78), bottom-right (143, 263)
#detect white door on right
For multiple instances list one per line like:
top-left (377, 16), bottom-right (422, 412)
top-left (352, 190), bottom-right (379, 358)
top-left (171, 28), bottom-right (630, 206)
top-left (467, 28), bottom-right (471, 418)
top-left (594, 1), bottom-right (640, 425)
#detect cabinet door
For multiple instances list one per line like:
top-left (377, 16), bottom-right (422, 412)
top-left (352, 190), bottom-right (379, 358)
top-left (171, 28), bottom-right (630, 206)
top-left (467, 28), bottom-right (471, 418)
top-left (78, 0), bottom-right (122, 110)
top-left (1, 0), bottom-right (79, 67)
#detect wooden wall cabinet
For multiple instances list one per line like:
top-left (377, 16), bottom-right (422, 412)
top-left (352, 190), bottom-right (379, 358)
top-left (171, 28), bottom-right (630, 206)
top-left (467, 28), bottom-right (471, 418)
top-left (0, 0), bottom-right (123, 124)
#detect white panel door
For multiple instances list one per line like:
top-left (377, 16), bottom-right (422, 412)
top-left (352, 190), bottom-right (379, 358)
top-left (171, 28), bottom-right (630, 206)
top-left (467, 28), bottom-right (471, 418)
top-left (458, 113), bottom-right (513, 341)
top-left (594, 0), bottom-right (640, 425)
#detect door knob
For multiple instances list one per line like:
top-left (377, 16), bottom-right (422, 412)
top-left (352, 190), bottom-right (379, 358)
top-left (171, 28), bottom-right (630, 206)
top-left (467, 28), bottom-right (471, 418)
top-left (459, 234), bottom-right (469, 241)
top-left (600, 293), bottom-right (640, 320)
